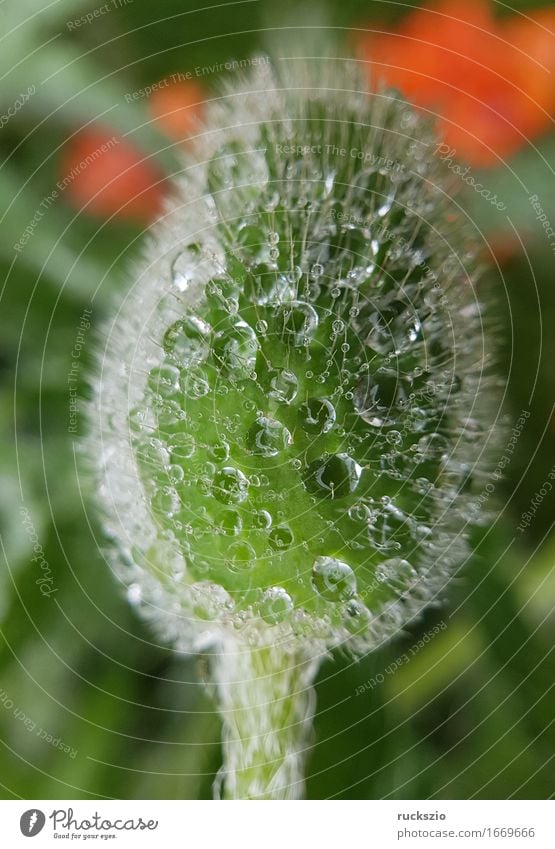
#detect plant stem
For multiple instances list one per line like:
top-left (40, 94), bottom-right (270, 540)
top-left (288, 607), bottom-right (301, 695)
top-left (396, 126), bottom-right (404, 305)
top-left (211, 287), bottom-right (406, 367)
top-left (212, 628), bottom-right (322, 799)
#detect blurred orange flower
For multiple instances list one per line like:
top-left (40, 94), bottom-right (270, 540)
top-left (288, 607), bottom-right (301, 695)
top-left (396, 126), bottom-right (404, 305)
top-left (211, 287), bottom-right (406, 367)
top-left (359, 0), bottom-right (555, 165)
top-left (148, 79), bottom-right (205, 142)
top-left (59, 129), bottom-right (165, 223)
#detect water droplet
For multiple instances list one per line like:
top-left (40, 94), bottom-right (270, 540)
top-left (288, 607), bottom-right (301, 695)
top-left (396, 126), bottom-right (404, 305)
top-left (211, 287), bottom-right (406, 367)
top-left (269, 525), bottom-right (294, 550)
top-left (305, 454), bottom-right (362, 499)
top-left (348, 503), bottom-right (371, 522)
top-left (207, 140), bottom-right (245, 190)
top-left (260, 587), bottom-right (293, 624)
top-left (168, 464), bottom-right (185, 484)
top-left (311, 556), bottom-right (357, 601)
top-left (151, 486), bottom-right (180, 516)
top-left (298, 398), bottom-right (336, 434)
top-left (163, 316), bottom-right (211, 367)
top-left (213, 467), bottom-right (249, 504)
top-left (353, 370), bottom-right (408, 426)
top-left (253, 509), bottom-right (272, 529)
top-left (136, 438), bottom-right (170, 469)
top-left (214, 320), bottom-right (258, 378)
top-left (128, 406), bottom-right (154, 434)
top-left (343, 599), bottom-right (371, 633)
top-left (170, 244), bottom-right (217, 293)
top-left (268, 369), bottom-right (299, 405)
top-left (386, 430), bottom-right (403, 445)
top-left (375, 557), bottom-right (416, 587)
top-left (369, 505), bottom-right (409, 551)
top-left (155, 398), bottom-right (184, 427)
top-left (228, 540), bottom-right (256, 571)
top-left (365, 303), bottom-right (422, 355)
top-left (220, 510), bottom-right (243, 536)
top-left (208, 441), bottom-right (230, 462)
top-left (180, 368), bottom-right (210, 399)
top-left (281, 301), bottom-right (318, 345)
top-left (247, 416), bottom-right (292, 457)
top-left (148, 364), bottom-right (180, 396)
top-left (169, 433), bottom-right (196, 461)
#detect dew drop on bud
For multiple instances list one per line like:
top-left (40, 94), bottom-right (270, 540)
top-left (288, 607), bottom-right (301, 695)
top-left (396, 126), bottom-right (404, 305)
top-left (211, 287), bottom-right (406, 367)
top-left (163, 315), bottom-right (212, 367)
top-left (268, 368), bottom-right (299, 405)
top-left (220, 510), bottom-right (243, 536)
top-left (260, 586), bottom-right (294, 624)
top-left (148, 364), bottom-right (180, 397)
top-left (298, 398), bottom-right (336, 434)
top-left (228, 540), bottom-right (256, 571)
top-left (169, 433), bottom-right (196, 462)
top-left (269, 525), bottom-right (294, 550)
top-left (305, 453), bottom-right (362, 499)
top-left (214, 320), bottom-right (259, 378)
top-left (213, 467), bottom-right (249, 504)
top-left (247, 416), bottom-right (292, 457)
top-left (281, 301), bottom-right (318, 346)
top-left (311, 556), bottom-right (357, 602)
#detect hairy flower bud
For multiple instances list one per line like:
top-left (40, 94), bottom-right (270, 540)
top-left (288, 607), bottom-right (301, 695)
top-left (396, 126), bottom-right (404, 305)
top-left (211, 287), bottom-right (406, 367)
top-left (88, 56), bottom-right (494, 798)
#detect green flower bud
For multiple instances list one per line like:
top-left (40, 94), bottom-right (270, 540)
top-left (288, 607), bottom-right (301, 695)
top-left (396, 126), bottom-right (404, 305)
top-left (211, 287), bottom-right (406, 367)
top-left (89, 56), bottom-right (494, 798)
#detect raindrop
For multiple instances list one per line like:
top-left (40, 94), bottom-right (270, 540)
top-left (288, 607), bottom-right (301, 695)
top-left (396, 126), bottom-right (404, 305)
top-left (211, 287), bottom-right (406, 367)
top-left (220, 510), bottom-right (243, 536)
top-left (281, 301), bottom-right (319, 345)
top-left (260, 587), bottom-right (294, 624)
top-left (343, 599), bottom-right (371, 633)
top-left (298, 398), bottom-right (336, 434)
top-left (213, 467), bottom-right (249, 504)
top-left (151, 486), bottom-right (180, 517)
top-left (136, 438), bottom-right (170, 469)
top-left (269, 525), bottom-right (294, 550)
top-left (214, 320), bottom-right (259, 378)
top-left (353, 369), bottom-right (408, 426)
top-left (247, 416), bottom-right (292, 457)
top-left (375, 557), bottom-right (416, 587)
top-left (268, 369), bottom-right (299, 405)
top-left (311, 556), bottom-right (357, 601)
top-left (169, 433), bottom-right (196, 461)
top-left (305, 453), bottom-right (362, 499)
top-left (253, 509), bottom-right (272, 529)
top-left (163, 316), bottom-right (211, 367)
top-left (128, 406), bottom-right (155, 434)
top-left (148, 364), bottom-right (180, 397)
top-left (127, 584), bottom-right (142, 606)
top-left (180, 368), bottom-right (210, 399)
top-left (228, 540), bottom-right (256, 571)
top-left (208, 441), bottom-right (230, 462)
top-left (168, 464), bottom-right (185, 484)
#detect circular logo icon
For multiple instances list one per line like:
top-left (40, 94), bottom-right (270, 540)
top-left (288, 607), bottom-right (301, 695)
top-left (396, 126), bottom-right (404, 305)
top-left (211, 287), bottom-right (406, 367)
top-left (20, 810), bottom-right (46, 837)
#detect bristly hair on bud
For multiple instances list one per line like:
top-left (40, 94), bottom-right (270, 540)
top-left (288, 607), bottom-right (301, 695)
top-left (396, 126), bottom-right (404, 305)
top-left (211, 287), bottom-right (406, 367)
top-left (86, 50), bottom-right (498, 798)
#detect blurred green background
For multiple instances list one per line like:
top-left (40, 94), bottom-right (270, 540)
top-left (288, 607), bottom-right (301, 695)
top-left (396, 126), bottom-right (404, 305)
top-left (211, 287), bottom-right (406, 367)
top-left (1, 0), bottom-right (554, 799)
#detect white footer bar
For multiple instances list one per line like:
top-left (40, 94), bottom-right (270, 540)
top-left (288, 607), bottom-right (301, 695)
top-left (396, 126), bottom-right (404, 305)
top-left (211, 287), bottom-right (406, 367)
top-left (1, 800), bottom-right (552, 848)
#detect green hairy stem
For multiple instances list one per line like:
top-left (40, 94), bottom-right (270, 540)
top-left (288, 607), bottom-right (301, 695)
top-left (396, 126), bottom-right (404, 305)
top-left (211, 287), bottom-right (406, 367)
top-left (214, 632), bottom-right (321, 799)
